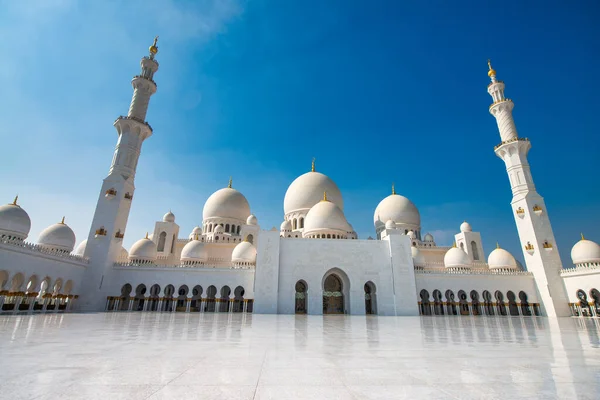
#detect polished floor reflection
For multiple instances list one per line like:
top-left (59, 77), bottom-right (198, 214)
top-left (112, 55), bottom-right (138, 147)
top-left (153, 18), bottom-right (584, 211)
top-left (1, 313), bottom-right (599, 399)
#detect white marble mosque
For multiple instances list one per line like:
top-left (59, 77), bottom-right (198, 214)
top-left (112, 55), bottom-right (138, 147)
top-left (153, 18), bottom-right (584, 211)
top-left (1, 39), bottom-right (599, 319)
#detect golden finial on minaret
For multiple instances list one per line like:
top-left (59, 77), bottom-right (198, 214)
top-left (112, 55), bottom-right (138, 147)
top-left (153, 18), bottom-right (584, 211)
top-left (149, 36), bottom-right (159, 58)
top-left (145, 232), bottom-right (149, 239)
top-left (581, 233), bottom-right (586, 241)
top-left (323, 191), bottom-right (328, 201)
top-left (11, 195), bottom-right (18, 205)
top-left (392, 183), bottom-right (396, 195)
top-left (487, 59), bottom-right (496, 78)
top-left (311, 157), bottom-right (315, 172)
top-left (60, 216), bottom-right (65, 224)
top-left (228, 177), bottom-right (232, 188)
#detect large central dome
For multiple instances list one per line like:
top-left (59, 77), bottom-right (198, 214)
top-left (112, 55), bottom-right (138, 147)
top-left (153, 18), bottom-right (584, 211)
top-left (203, 187), bottom-right (251, 221)
top-left (374, 193), bottom-right (420, 229)
top-left (284, 171), bottom-right (343, 215)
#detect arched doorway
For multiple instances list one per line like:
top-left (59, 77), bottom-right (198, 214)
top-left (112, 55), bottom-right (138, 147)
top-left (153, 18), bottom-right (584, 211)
top-left (176, 285), bottom-right (189, 311)
top-left (120, 283), bottom-right (132, 311)
top-left (323, 274), bottom-right (344, 314)
top-left (220, 286), bottom-right (231, 312)
top-left (482, 290), bottom-right (494, 316)
top-left (364, 282), bottom-right (377, 315)
top-left (445, 290), bottom-right (457, 315)
top-left (134, 284), bottom-right (146, 311)
top-left (458, 290), bottom-right (469, 315)
top-left (149, 284), bottom-right (160, 311)
top-left (163, 285), bottom-right (175, 311)
top-left (190, 285), bottom-right (202, 312)
top-left (519, 291), bottom-right (531, 316)
top-left (470, 291), bottom-right (481, 316)
top-left (507, 291), bottom-right (519, 316)
top-left (495, 290), bottom-right (506, 316)
top-left (295, 281), bottom-right (307, 314)
top-left (590, 289), bottom-right (600, 316)
top-left (206, 285), bottom-right (217, 312)
top-left (419, 290), bottom-right (431, 315)
top-left (432, 289), bottom-right (444, 315)
top-left (233, 286), bottom-right (245, 312)
top-left (576, 289), bottom-right (590, 317)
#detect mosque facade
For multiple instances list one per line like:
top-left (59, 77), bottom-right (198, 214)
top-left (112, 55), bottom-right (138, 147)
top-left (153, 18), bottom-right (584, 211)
top-left (1, 40), bottom-right (599, 318)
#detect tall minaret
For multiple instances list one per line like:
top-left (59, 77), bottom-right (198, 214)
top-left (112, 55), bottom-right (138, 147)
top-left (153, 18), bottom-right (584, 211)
top-left (78, 38), bottom-right (160, 311)
top-left (488, 60), bottom-right (570, 317)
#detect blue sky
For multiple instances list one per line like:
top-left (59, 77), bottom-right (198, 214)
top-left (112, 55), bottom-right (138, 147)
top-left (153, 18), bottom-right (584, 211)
top-left (1, 0), bottom-right (599, 268)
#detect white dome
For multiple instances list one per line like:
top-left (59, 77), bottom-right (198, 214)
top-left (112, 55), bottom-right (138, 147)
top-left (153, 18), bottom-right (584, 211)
top-left (38, 219), bottom-right (76, 252)
top-left (488, 245), bottom-right (518, 269)
top-left (385, 220), bottom-right (396, 230)
top-left (284, 171), bottom-right (344, 215)
top-left (181, 239), bottom-right (207, 262)
top-left (214, 224), bottom-right (224, 233)
top-left (280, 220), bottom-right (292, 231)
top-left (232, 240), bottom-right (257, 264)
top-left (407, 230), bottom-right (416, 239)
top-left (571, 236), bottom-right (600, 265)
top-left (129, 237), bottom-right (157, 262)
top-left (304, 200), bottom-right (351, 234)
top-left (203, 187), bottom-right (251, 222)
top-left (374, 194), bottom-right (420, 229)
top-left (0, 198), bottom-right (31, 240)
top-left (460, 221), bottom-right (472, 232)
top-left (424, 233), bottom-right (434, 242)
top-left (247, 214), bottom-right (258, 225)
top-left (444, 246), bottom-right (471, 268)
top-left (188, 226), bottom-right (202, 239)
top-left (163, 211), bottom-right (175, 223)
top-left (74, 239), bottom-right (87, 256)
top-left (411, 246), bottom-right (425, 265)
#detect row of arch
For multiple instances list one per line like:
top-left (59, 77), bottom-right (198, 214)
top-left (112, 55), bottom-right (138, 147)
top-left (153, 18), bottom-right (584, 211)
top-left (0, 270), bottom-right (76, 313)
top-left (571, 288), bottom-right (600, 317)
top-left (205, 223), bottom-right (242, 235)
top-left (293, 276), bottom-right (377, 315)
top-left (106, 283), bottom-right (252, 313)
top-left (418, 289), bottom-right (540, 317)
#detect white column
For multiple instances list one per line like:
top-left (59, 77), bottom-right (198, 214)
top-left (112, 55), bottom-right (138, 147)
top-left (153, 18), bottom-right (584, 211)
top-left (214, 299), bottom-right (219, 313)
top-left (228, 296), bottom-right (234, 313)
top-left (12, 296), bottom-right (22, 314)
top-left (243, 300), bottom-right (248, 313)
top-left (42, 297), bottom-right (49, 312)
top-left (186, 298), bottom-right (191, 313)
top-left (53, 298), bottom-right (61, 313)
top-left (0, 295), bottom-right (5, 311)
top-left (113, 298), bottom-right (120, 312)
top-left (199, 297), bottom-right (205, 313)
top-left (128, 298), bottom-right (134, 311)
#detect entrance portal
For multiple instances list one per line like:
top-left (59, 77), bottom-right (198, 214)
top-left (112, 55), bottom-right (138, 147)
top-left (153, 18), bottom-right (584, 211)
top-left (364, 281), bottom-right (377, 315)
top-left (323, 274), bottom-right (344, 314)
top-left (295, 281), bottom-right (307, 314)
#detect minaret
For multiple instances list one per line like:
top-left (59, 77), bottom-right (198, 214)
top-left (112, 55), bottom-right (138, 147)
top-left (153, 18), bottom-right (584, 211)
top-left (488, 60), bottom-right (570, 317)
top-left (78, 38), bottom-right (160, 311)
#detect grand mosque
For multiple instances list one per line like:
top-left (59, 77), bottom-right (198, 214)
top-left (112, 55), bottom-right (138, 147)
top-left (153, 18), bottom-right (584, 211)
top-left (1, 39), bottom-right (599, 318)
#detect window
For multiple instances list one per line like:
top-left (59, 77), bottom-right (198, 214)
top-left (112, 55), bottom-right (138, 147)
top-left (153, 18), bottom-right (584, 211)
top-left (157, 232), bottom-right (167, 252)
top-left (471, 241), bottom-right (479, 260)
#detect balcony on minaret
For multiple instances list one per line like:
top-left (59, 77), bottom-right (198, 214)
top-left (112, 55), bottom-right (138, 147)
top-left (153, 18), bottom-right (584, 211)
top-left (105, 188), bottom-right (117, 199)
top-left (524, 242), bottom-right (535, 255)
top-left (124, 192), bottom-right (133, 200)
top-left (515, 207), bottom-right (525, 218)
top-left (95, 227), bottom-right (107, 238)
top-left (543, 241), bottom-right (553, 251)
top-left (114, 230), bottom-right (125, 240)
top-left (533, 205), bottom-right (543, 216)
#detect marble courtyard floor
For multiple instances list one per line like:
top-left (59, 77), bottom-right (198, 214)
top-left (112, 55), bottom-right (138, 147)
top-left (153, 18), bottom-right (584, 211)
top-left (0, 313), bottom-right (599, 400)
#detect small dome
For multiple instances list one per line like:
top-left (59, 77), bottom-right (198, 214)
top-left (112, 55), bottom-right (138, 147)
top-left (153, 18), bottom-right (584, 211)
top-left (411, 245), bottom-right (425, 265)
top-left (163, 211), bottom-right (175, 223)
top-left (129, 236), bottom-right (157, 262)
top-left (460, 221), bottom-right (472, 233)
top-left (232, 240), bottom-right (257, 265)
top-left (280, 220), bottom-right (292, 231)
top-left (571, 235), bottom-right (600, 265)
top-left (203, 187), bottom-right (251, 222)
top-left (424, 233), bottom-right (434, 242)
top-left (74, 239), bottom-right (87, 256)
top-left (247, 214), bottom-right (258, 225)
top-left (38, 218), bottom-right (76, 253)
top-left (444, 246), bottom-right (471, 269)
top-left (188, 226), bottom-right (202, 239)
top-left (407, 230), bottom-right (416, 239)
top-left (488, 245), bottom-right (518, 270)
top-left (304, 199), bottom-right (351, 234)
top-left (385, 220), bottom-right (396, 230)
top-left (181, 238), bottom-right (208, 262)
top-left (0, 197), bottom-right (31, 240)
top-left (284, 171), bottom-right (344, 215)
top-left (374, 193), bottom-right (420, 230)
top-left (214, 224), bottom-right (224, 233)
